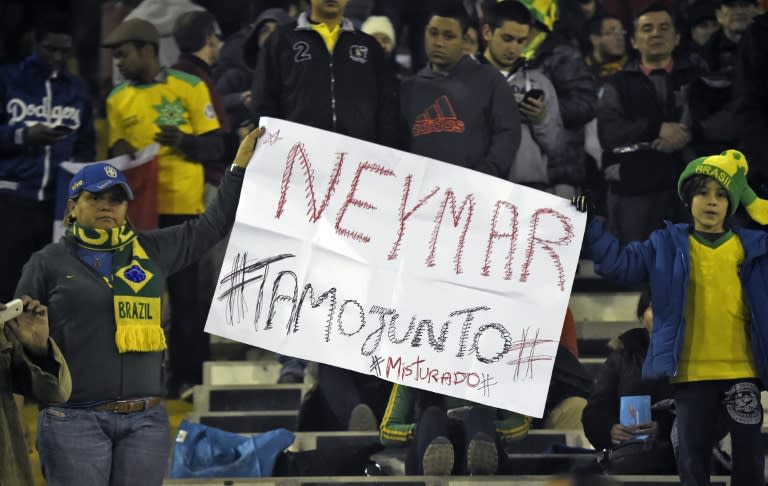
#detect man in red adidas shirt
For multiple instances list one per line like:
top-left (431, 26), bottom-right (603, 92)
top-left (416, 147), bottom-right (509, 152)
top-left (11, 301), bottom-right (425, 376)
top-left (400, 4), bottom-right (521, 177)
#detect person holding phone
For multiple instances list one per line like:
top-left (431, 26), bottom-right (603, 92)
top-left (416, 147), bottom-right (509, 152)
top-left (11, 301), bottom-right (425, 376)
top-left (479, 1), bottom-right (567, 194)
top-left (0, 12), bottom-right (95, 304)
top-left (0, 296), bottom-right (71, 486)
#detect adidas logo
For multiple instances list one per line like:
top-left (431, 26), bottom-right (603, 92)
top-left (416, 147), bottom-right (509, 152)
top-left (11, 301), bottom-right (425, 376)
top-left (412, 95), bottom-right (465, 137)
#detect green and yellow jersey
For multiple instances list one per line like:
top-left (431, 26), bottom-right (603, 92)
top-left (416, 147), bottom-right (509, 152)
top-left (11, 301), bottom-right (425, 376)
top-left (107, 69), bottom-right (219, 215)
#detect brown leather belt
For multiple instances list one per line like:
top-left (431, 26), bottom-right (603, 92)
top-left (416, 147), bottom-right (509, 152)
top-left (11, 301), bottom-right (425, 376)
top-left (95, 397), bottom-right (162, 414)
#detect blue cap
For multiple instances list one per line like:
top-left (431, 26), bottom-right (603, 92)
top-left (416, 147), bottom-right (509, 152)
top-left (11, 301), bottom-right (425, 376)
top-left (68, 163), bottom-right (134, 200)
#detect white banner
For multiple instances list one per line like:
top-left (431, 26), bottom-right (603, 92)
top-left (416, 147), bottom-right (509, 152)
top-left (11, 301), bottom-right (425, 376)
top-left (206, 118), bottom-right (586, 417)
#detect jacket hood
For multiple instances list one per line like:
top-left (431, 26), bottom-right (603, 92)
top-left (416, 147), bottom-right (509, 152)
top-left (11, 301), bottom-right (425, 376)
top-left (23, 52), bottom-right (65, 79)
top-left (614, 327), bottom-right (650, 355)
top-left (476, 54), bottom-right (528, 75)
top-left (217, 28), bottom-right (250, 73)
top-left (242, 8), bottom-right (294, 69)
top-left (416, 55), bottom-right (476, 79)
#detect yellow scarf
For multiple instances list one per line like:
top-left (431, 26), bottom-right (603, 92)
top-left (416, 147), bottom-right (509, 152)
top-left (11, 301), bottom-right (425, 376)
top-left (72, 222), bottom-right (166, 353)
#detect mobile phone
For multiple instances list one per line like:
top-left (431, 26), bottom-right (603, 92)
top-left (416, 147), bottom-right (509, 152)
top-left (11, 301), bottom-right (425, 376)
top-left (0, 298), bottom-right (24, 324)
top-left (521, 88), bottom-right (545, 103)
top-left (52, 125), bottom-right (73, 135)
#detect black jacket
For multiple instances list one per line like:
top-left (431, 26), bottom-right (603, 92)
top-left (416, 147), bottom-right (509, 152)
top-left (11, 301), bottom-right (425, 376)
top-left (214, 26), bottom-right (253, 130)
top-left (250, 13), bottom-right (399, 148)
top-left (400, 56), bottom-right (521, 177)
top-left (581, 328), bottom-right (674, 451)
top-left (15, 168), bottom-right (244, 403)
top-left (528, 32), bottom-right (597, 184)
top-left (529, 31), bottom-right (597, 130)
top-left (736, 13), bottom-right (768, 190)
top-left (598, 58), bottom-right (700, 195)
top-left (686, 30), bottom-right (741, 156)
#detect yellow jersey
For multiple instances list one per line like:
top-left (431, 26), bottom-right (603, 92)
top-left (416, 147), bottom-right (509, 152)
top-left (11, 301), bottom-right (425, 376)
top-left (674, 232), bottom-right (758, 382)
top-left (107, 69), bottom-right (220, 215)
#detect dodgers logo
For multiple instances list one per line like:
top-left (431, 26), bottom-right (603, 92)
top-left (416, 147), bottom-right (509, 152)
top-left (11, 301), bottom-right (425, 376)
top-left (349, 45), bottom-right (368, 64)
top-left (7, 96), bottom-right (81, 128)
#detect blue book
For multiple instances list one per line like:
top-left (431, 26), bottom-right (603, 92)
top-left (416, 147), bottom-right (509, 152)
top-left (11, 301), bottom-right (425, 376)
top-left (620, 395), bottom-right (651, 440)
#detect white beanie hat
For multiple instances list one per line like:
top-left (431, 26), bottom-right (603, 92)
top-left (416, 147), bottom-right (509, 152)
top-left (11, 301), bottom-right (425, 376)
top-left (361, 15), bottom-right (396, 46)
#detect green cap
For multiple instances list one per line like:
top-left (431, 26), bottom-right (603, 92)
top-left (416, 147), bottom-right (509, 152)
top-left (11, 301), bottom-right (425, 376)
top-left (677, 149), bottom-right (749, 215)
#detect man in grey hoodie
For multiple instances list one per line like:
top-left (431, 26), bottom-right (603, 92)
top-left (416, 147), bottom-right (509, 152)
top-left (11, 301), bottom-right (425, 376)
top-left (480, 0), bottom-right (566, 192)
top-left (400, 4), bottom-right (520, 178)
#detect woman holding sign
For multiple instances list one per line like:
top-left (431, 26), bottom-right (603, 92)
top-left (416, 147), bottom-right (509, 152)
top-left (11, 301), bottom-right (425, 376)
top-left (14, 128), bottom-right (264, 486)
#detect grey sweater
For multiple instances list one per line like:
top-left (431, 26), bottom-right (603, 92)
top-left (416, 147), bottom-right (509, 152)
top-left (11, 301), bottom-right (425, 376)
top-left (15, 167), bottom-right (245, 403)
top-left (400, 56), bottom-right (521, 178)
top-left (502, 63), bottom-right (566, 186)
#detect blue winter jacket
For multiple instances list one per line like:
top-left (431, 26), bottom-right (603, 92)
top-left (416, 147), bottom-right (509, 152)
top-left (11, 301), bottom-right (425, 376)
top-left (0, 53), bottom-right (94, 202)
top-left (583, 218), bottom-right (768, 386)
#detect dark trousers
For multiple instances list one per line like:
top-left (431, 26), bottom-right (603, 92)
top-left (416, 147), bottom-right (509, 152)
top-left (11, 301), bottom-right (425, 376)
top-left (316, 364), bottom-right (391, 428)
top-left (159, 214), bottom-right (209, 390)
top-left (405, 405), bottom-right (503, 475)
top-left (675, 380), bottom-right (764, 486)
top-left (0, 196), bottom-right (53, 301)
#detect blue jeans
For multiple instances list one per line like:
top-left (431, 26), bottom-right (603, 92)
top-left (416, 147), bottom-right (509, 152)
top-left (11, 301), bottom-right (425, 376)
top-left (37, 403), bottom-right (170, 486)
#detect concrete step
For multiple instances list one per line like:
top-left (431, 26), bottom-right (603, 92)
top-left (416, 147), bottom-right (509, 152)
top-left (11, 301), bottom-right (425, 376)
top-left (163, 477), bottom-right (730, 486)
top-left (573, 259), bottom-right (642, 293)
top-left (283, 430), bottom-right (590, 453)
top-left (186, 410), bottom-right (299, 433)
top-left (197, 356), bottom-right (606, 406)
top-left (193, 384), bottom-right (312, 413)
top-left (574, 321), bottom-right (637, 358)
top-left (569, 292), bottom-right (641, 322)
top-left (203, 360), bottom-right (282, 386)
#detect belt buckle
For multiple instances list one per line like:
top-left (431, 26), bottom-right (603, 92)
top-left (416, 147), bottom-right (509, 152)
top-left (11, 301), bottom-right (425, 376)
top-left (114, 399), bottom-right (141, 413)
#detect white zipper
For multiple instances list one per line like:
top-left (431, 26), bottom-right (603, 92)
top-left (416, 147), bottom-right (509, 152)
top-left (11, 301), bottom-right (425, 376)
top-left (38, 78), bottom-right (54, 201)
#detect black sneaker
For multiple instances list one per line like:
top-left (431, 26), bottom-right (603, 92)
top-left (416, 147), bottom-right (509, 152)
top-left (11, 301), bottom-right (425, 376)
top-left (422, 436), bottom-right (454, 476)
top-left (466, 432), bottom-right (498, 475)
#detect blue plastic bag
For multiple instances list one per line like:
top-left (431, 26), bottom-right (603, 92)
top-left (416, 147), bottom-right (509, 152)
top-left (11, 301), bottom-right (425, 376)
top-left (170, 420), bottom-right (295, 478)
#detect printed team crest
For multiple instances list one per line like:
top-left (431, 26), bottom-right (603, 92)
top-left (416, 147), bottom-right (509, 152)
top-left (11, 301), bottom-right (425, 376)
top-left (204, 104), bottom-right (216, 120)
top-left (153, 96), bottom-right (188, 127)
top-left (117, 261), bottom-right (154, 294)
top-left (349, 45), bottom-right (368, 64)
top-left (725, 382), bottom-right (761, 425)
top-left (104, 165), bottom-right (118, 178)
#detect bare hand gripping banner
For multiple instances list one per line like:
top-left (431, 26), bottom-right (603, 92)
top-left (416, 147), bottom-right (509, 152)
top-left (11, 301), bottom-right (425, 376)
top-left (205, 118), bottom-right (586, 418)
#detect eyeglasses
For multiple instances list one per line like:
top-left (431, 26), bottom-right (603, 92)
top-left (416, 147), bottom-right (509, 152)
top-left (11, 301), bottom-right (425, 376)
top-left (602, 29), bottom-right (627, 37)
